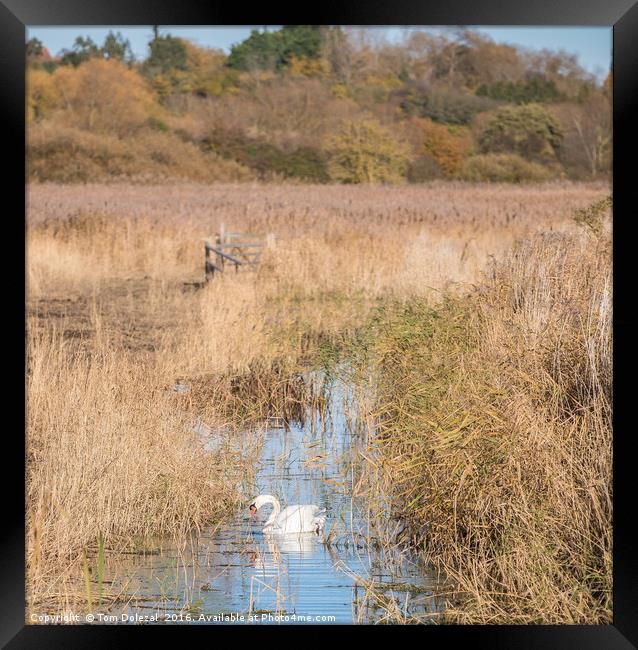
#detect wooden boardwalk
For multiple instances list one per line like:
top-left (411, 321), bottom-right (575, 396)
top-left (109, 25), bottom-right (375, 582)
top-left (205, 225), bottom-right (271, 281)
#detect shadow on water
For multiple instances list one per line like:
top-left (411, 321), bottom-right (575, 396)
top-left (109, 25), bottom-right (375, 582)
top-left (100, 373), bottom-right (445, 624)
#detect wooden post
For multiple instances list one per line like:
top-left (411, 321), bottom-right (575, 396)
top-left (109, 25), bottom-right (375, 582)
top-left (217, 222), bottom-right (225, 273)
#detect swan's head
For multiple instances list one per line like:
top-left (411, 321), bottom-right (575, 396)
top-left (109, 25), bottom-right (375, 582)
top-left (248, 494), bottom-right (276, 516)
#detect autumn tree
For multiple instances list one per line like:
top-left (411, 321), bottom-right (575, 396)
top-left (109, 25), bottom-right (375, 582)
top-left (407, 117), bottom-right (472, 176)
top-left (479, 103), bottom-right (563, 162)
top-left (55, 58), bottom-right (156, 136)
top-left (180, 41), bottom-right (237, 97)
top-left (27, 68), bottom-right (60, 122)
top-left (523, 49), bottom-right (596, 101)
top-left (555, 91), bottom-right (611, 177)
top-left (451, 31), bottom-right (524, 87)
top-left (325, 118), bottom-right (410, 183)
top-left (142, 36), bottom-right (238, 99)
top-left (396, 31), bottom-right (438, 84)
top-left (287, 54), bottom-right (329, 79)
top-left (196, 78), bottom-right (359, 151)
top-left (413, 29), bottom-right (522, 89)
top-left (320, 27), bottom-right (360, 86)
top-left (571, 93), bottom-right (611, 176)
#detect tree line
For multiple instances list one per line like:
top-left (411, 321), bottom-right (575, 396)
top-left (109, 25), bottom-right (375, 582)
top-left (27, 26), bottom-right (611, 183)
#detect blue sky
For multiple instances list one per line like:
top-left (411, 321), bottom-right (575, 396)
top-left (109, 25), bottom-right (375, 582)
top-left (27, 26), bottom-right (612, 80)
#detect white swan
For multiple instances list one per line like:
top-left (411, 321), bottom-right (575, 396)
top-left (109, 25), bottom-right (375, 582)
top-left (249, 494), bottom-right (326, 534)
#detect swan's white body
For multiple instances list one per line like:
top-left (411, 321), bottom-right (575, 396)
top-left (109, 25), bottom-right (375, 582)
top-left (250, 494), bottom-right (326, 534)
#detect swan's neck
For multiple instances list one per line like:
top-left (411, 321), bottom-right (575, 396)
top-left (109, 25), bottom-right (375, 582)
top-left (260, 495), bottom-right (281, 520)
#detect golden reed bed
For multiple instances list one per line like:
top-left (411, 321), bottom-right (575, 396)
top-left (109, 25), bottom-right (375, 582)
top-left (26, 181), bottom-right (610, 622)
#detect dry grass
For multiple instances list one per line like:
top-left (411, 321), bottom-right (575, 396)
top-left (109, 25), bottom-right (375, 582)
top-left (26, 181), bottom-right (611, 622)
top-left (28, 180), bottom-right (606, 229)
top-left (27, 322), bottom-right (254, 603)
top-left (357, 214), bottom-right (612, 623)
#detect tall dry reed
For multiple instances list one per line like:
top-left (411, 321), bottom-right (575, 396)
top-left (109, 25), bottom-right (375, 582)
top-left (359, 212), bottom-right (612, 623)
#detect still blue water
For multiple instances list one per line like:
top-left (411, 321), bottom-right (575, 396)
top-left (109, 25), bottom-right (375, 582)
top-left (110, 378), bottom-right (442, 624)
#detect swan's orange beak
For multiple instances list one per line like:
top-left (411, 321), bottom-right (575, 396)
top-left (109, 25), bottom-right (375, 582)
top-left (249, 504), bottom-right (257, 516)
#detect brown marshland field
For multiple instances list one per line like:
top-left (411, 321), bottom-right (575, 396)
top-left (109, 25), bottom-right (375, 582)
top-left (26, 181), bottom-right (611, 623)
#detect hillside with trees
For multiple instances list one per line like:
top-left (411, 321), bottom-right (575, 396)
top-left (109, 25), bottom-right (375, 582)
top-left (27, 26), bottom-right (612, 183)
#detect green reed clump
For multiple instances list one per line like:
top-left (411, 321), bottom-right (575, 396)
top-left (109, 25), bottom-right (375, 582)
top-left (573, 196), bottom-right (612, 237)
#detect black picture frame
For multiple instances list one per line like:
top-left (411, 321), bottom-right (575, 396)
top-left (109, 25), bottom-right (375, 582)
top-left (4, 0), bottom-right (636, 646)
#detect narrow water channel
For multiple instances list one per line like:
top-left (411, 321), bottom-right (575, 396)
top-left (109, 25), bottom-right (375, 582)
top-left (106, 376), bottom-right (443, 624)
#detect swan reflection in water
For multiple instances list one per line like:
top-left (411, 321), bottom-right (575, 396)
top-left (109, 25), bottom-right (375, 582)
top-left (250, 532), bottom-right (320, 575)
top-left (246, 532), bottom-right (323, 614)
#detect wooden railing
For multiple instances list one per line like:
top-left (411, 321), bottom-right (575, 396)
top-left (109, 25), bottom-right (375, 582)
top-left (205, 225), bottom-right (269, 281)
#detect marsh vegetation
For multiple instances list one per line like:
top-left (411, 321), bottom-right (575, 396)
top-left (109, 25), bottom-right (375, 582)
top-left (26, 181), bottom-right (611, 623)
